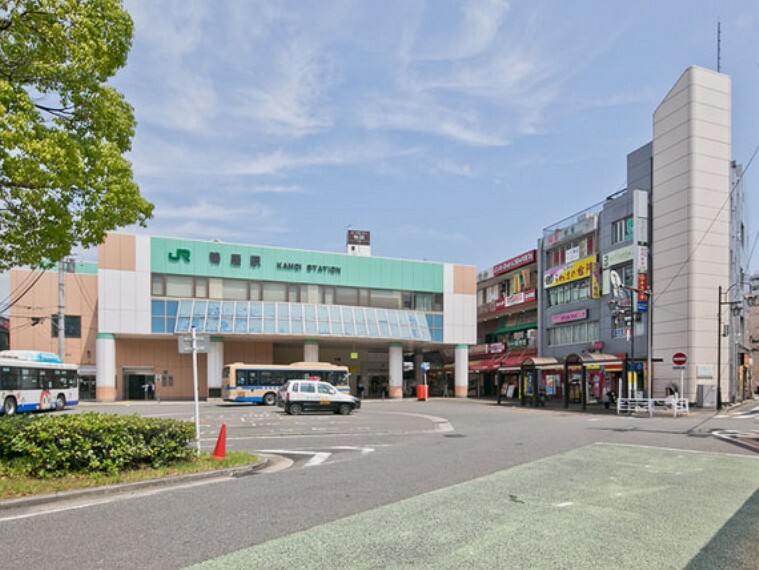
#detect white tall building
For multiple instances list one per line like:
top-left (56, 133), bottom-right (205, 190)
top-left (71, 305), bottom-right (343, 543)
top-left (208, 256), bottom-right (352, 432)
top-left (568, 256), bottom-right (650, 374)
top-left (651, 66), bottom-right (732, 405)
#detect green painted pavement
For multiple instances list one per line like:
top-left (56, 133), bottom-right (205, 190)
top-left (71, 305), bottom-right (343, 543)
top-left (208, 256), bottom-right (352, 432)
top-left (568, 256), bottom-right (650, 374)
top-left (191, 444), bottom-right (759, 569)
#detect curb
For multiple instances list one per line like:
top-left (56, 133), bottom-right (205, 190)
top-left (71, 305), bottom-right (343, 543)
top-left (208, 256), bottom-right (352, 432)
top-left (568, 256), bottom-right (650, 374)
top-left (0, 457), bottom-right (268, 511)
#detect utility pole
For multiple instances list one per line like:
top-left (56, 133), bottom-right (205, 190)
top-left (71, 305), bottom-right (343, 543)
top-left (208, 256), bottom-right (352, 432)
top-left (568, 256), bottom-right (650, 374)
top-left (58, 260), bottom-right (65, 361)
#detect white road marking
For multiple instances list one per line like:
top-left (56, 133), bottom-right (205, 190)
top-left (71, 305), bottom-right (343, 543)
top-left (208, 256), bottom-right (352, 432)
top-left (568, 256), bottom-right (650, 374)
top-left (0, 478), bottom-right (230, 523)
top-left (328, 446), bottom-right (375, 455)
top-left (554, 502), bottom-right (573, 508)
top-left (304, 452), bottom-right (331, 467)
top-left (375, 411), bottom-right (454, 433)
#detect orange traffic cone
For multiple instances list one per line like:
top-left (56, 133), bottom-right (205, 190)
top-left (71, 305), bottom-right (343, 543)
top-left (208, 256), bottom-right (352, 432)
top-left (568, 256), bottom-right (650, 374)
top-left (212, 423), bottom-right (227, 460)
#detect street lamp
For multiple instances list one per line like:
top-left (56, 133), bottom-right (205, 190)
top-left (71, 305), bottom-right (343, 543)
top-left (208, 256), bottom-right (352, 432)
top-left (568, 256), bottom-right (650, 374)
top-left (716, 284), bottom-right (758, 410)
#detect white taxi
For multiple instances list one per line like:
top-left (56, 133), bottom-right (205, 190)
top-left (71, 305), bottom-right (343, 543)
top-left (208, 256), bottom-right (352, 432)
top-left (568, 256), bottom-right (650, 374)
top-left (277, 380), bottom-right (361, 415)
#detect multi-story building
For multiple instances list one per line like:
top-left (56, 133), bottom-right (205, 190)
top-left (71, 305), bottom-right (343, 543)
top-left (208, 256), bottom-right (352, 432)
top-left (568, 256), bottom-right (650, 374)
top-left (534, 65), bottom-right (745, 406)
top-left (9, 232), bottom-right (477, 401)
top-left (472, 250), bottom-right (538, 397)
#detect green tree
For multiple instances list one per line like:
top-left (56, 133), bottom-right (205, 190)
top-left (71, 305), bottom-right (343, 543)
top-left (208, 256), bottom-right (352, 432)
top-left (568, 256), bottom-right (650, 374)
top-left (0, 0), bottom-right (152, 271)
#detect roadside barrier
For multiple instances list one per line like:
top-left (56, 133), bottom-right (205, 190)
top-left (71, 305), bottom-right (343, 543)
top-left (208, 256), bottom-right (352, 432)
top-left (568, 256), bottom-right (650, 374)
top-left (616, 397), bottom-right (689, 417)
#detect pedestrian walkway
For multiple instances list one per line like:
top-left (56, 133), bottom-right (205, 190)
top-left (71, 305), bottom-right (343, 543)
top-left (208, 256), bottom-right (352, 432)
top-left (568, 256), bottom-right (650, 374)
top-left (193, 443), bottom-right (759, 569)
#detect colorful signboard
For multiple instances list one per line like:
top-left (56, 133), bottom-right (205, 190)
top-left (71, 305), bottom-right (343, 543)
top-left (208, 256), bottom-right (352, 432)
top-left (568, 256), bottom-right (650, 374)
top-left (637, 273), bottom-right (648, 312)
top-left (495, 289), bottom-right (536, 310)
top-left (602, 245), bottom-right (634, 269)
top-left (492, 250), bottom-right (536, 276)
top-left (543, 255), bottom-right (596, 289)
top-left (551, 309), bottom-right (588, 325)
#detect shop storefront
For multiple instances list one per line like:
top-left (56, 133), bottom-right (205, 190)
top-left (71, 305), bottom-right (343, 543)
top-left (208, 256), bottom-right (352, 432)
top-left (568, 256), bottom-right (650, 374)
top-left (563, 353), bottom-right (623, 410)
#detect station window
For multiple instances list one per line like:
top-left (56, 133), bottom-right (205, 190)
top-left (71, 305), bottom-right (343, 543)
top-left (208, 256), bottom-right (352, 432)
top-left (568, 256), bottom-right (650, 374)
top-left (165, 275), bottom-right (193, 297)
top-left (263, 282), bottom-right (287, 302)
top-left (195, 278), bottom-right (208, 298)
top-left (223, 279), bottom-right (248, 300)
top-left (151, 274), bottom-right (165, 296)
top-left (288, 284), bottom-right (300, 303)
top-left (249, 282), bottom-right (261, 301)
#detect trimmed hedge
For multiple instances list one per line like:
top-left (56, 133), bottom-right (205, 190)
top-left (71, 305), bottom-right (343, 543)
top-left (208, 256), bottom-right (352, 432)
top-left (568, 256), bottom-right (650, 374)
top-left (0, 413), bottom-right (195, 477)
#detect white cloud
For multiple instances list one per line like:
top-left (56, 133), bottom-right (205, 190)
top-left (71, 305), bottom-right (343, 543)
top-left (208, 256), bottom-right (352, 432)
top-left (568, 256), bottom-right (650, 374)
top-left (431, 160), bottom-right (476, 178)
top-left (403, 0), bottom-right (510, 62)
top-left (231, 38), bottom-right (337, 138)
top-left (358, 98), bottom-right (509, 147)
top-left (231, 143), bottom-right (425, 176)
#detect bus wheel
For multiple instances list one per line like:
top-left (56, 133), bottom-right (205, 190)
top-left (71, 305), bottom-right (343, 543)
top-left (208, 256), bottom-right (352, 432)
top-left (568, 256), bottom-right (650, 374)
top-left (3, 397), bottom-right (17, 417)
top-left (55, 394), bottom-right (66, 411)
top-left (262, 392), bottom-right (276, 406)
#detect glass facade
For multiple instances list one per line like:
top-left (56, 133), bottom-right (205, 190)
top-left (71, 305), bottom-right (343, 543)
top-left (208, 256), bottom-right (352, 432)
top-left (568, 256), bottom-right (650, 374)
top-left (151, 299), bottom-right (443, 342)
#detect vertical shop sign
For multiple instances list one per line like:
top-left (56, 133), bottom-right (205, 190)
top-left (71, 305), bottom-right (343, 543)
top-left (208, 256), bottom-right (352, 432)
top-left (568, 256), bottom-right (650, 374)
top-left (591, 262), bottom-right (600, 299)
top-left (637, 273), bottom-right (648, 312)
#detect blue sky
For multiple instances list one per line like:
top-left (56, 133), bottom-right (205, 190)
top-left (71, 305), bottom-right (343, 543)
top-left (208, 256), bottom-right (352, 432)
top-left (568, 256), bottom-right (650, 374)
top-left (111, 0), bottom-right (759, 272)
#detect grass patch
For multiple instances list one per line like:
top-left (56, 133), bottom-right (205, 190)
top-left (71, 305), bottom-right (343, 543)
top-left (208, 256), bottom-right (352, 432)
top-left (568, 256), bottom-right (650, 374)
top-left (0, 451), bottom-right (258, 500)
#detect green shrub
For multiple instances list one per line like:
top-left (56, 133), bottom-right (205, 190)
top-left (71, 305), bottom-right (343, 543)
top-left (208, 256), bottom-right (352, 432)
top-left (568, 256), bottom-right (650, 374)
top-left (0, 413), bottom-right (195, 477)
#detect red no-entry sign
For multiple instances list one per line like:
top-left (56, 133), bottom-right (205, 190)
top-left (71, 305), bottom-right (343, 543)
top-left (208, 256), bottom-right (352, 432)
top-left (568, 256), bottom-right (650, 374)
top-left (672, 352), bottom-right (687, 366)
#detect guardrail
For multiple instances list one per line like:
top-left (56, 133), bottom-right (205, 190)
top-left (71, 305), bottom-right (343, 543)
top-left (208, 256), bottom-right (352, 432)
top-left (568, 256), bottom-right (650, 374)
top-left (616, 397), bottom-right (689, 417)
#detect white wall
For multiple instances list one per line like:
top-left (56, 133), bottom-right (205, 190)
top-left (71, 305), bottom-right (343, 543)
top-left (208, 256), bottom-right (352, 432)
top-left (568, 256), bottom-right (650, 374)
top-left (652, 66), bottom-right (731, 402)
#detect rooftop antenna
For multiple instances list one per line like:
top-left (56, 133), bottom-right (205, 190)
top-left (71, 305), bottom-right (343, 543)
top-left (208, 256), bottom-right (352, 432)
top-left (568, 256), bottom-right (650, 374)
top-left (717, 21), bottom-right (721, 72)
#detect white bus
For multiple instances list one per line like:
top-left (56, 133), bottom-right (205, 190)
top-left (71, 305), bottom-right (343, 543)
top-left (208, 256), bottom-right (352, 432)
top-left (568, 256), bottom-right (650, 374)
top-left (0, 351), bottom-right (79, 417)
top-left (222, 362), bottom-right (351, 406)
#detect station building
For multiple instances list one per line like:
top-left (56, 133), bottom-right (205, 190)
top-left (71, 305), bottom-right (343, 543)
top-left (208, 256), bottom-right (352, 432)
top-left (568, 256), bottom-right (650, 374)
top-left (9, 232), bottom-right (477, 401)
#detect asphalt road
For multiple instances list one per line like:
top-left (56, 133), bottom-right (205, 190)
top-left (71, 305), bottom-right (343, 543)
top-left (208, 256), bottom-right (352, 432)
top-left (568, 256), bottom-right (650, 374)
top-left (1, 398), bottom-right (757, 569)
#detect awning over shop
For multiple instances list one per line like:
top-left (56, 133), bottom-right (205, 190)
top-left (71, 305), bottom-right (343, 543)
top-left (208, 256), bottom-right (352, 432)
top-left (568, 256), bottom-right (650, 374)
top-left (521, 356), bottom-right (562, 369)
top-left (493, 323), bottom-right (536, 336)
top-left (565, 352), bottom-right (623, 367)
top-left (469, 354), bottom-right (503, 372)
top-left (495, 349), bottom-right (538, 372)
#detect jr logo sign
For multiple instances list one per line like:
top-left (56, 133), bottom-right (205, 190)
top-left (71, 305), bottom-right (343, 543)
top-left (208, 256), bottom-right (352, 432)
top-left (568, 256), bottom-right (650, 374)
top-left (168, 248), bottom-right (191, 263)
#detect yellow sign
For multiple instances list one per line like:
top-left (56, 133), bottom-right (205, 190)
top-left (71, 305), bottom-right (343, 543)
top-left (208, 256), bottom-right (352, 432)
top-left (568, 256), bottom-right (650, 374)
top-left (591, 262), bottom-right (600, 299)
top-left (543, 255), bottom-right (596, 289)
top-left (350, 352), bottom-right (358, 359)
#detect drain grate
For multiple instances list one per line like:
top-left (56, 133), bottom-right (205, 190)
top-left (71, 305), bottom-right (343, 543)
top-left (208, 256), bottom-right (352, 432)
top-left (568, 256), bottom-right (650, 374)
top-left (443, 433), bottom-right (466, 438)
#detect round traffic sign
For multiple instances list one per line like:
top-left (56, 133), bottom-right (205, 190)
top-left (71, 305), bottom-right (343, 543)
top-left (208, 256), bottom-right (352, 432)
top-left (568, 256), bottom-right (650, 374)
top-left (672, 352), bottom-right (687, 366)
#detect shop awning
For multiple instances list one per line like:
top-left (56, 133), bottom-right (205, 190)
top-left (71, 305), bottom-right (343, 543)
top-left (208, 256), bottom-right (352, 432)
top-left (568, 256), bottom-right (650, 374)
top-left (565, 352), bottom-right (623, 366)
top-left (469, 354), bottom-right (503, 372)
top-left (498, 356), bottom-right (527, 372)
top-left (499, 355), bottom-right (563, 372)
top-left (495, 349), bottom-right (537, 372)
top-left (493, 323), bottom-right (537, 336)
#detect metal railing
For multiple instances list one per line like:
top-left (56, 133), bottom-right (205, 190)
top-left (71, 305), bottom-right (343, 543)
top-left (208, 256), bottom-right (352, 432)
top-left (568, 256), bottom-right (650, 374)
top-left (616, 397), bottom-right (689, 417)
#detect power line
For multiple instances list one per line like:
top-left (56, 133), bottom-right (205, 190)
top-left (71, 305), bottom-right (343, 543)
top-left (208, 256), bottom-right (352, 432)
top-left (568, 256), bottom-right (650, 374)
top-left (0, 269), bottom-right (40, 309)
top-left (653, 144), bottom-right (759, 304)
top-left (1, 270), bottom-right (46, 314)
top-left (73, 272), bottom-right (97, 314)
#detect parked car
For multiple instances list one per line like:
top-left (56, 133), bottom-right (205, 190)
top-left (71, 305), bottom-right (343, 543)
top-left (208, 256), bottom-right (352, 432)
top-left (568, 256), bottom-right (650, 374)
top-left (277, 380), bottom-right (361, 415)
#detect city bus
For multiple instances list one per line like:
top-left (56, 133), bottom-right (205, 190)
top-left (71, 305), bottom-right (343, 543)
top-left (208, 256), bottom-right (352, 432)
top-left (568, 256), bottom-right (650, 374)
top-left (222, 362), bottom-right (351, 406)
top-left (0, 351), bottom-right (79, 416)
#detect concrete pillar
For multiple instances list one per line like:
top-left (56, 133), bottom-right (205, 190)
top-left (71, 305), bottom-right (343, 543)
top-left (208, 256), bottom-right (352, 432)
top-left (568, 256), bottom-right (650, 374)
top-left (389, 343), bottom-right (403, 398)
top-left (414, 350), bottom-right (423, 385)
top-left (455, 344), bottom-right (469, 398)
top-left (304, 339), bottom-right (319, 362)
top-left (96, 333), bottom-right (116, 401)
top-left (207, 337), bottom-right (224, 397)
